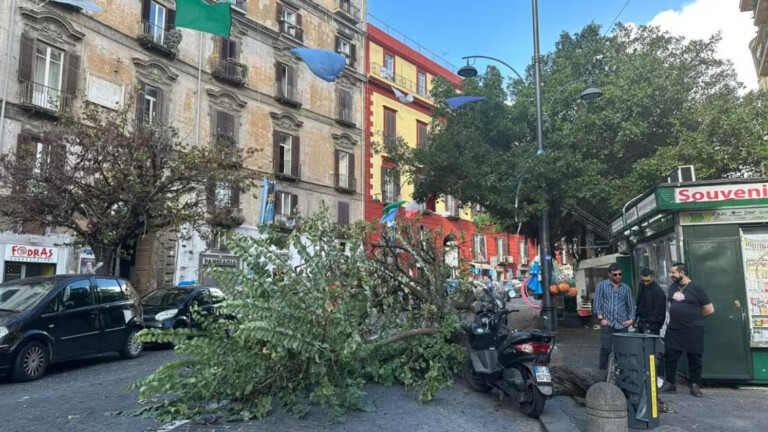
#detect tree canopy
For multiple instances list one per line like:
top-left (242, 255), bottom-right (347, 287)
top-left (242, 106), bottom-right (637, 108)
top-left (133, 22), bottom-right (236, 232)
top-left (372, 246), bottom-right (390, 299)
top-left (383, 23), bottom-right (768, 245)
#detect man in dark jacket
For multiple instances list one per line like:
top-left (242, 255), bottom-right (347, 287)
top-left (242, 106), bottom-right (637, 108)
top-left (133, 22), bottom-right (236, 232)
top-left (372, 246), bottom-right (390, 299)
top-left (636, 268), bottom-right (666, 335)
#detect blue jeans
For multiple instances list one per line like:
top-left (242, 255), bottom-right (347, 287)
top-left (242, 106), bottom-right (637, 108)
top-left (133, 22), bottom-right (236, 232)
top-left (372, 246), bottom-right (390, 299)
top-left (599, 326), bottom-right (628, 370)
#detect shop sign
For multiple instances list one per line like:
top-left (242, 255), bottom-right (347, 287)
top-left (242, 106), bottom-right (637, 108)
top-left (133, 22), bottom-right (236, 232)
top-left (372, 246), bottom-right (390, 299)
top-left (625, 207), bottom-right (639, 225)
top-left (680, 207), bottom-right (768, 226)
top-left (636, 194), bottom-right (658, 218)
top-left (658, 182), bottom-right (768, 210)
top-left (5, 244), bottom-right (58, 263)
top-left (200, 254), bottom-right (240, 269)
top-left (611, 217), bottom-right (624, 233)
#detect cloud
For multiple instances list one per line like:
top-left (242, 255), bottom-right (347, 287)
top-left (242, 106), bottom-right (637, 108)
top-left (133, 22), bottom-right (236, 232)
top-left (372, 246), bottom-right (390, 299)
top-left (648, 0), bottom-right (757, 90)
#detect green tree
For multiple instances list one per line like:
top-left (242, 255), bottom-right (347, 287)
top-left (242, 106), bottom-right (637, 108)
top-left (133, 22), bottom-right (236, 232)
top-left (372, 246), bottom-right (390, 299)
top-left (0, 100), bottom-right (259, 274)
top-left (382, 23), bottom-right (768, 248)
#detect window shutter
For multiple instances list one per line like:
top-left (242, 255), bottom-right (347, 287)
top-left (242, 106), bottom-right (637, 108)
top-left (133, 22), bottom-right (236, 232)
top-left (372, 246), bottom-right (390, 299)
top-left (296, 12), bottom-right (303, 28)
top-left (291, 194), bottom-right (299, 216)
top-left (135, 82), bottom-right (146, 121)
top-left (288, 65), bottom-right (296, 91)
top-left (350, 43), bottom-right (357, 67)
top-left (141, 0), bottom-right (151, 21)
top-left (155, 86), bottom-right (164, 123)
top-left (219, 37), bottom-right (229, 59)
top-left (291, 135), bottom-right (300, 177)
top-left (217, 111), bottom-right (235, 141)
top-left (231, 184), bottom-right (240, 208)
top-left (334, 149), bottom-right (340, 187)
top-left (18, 34), bottom-right (34, 83)
top-left (65, 53), bottom-right (80, 100)
top-left (380, 166), bottom-right (387, 198)
top-left (206, 180), bottom-right (215, 213)
top-left (275, 62), bottom-right (282, 86)
top-left (393, 169), bottom-right (401, 199)
top-left (335, 36), bottom-right (341, 53)
top-left (230, 40), bottom-right (239, 60)
top-left (337, 89), bottom-right (345, 118)
top-left (276, 3), bottom-right (284, 23)
top-left (275, 191), bottom-right (283, 215)
top-left (16, 133), bottom-right (35, 175)
top-left (338, 201), bottom-right (350, 225)
top-left (166, 7), bottom-right (176, 30)
top-left (272, 130), bottom-right (281, 173)
top-left (349, 152), bottom-right (355, 191)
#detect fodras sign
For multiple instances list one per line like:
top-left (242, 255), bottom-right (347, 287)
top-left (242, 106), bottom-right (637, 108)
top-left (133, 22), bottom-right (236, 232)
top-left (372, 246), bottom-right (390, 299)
top-left (657, 183), bottom-right (768, 210)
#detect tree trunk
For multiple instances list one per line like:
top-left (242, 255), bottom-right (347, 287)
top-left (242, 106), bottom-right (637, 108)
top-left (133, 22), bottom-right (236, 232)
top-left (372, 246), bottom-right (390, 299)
top-left (550, 365), bottom-right (607, 398)
top-left (92, 245), bottom-right (115, 276)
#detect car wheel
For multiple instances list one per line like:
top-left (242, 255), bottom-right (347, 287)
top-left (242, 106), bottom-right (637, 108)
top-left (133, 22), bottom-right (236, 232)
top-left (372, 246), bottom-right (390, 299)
top-left (12, 341), bottom-right (49, 382)
top-left (119, 328), bottom-right (143, 359)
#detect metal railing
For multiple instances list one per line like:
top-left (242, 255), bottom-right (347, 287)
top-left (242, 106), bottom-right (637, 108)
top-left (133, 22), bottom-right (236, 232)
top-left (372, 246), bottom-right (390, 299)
top-left (279, 20), bottom-right (304, 42)
top-left (382, 192), bottom-right (400, 204)
top-left (367, 13), bottom-right (457, 72)
top-left (214, 58), bottom-right (247, 84)
top-left (335, 0), bottom-right (361, 22)
top-left (20, 81), bottom-right (71, 112)
top-left (275, 83), bottom-right (302, 105)
top-left (337, 108), bottom-right (355, 124)
top-left (335, 173), bottom-right (355, 190)
top-left (221, 0), bottom-right (247, 10)
top-left (371, 62), bottom-right (432, 100)
top-left (273, 159), bottom-right (301, 179)
top-left (139, 20), bottom-right (167, 45)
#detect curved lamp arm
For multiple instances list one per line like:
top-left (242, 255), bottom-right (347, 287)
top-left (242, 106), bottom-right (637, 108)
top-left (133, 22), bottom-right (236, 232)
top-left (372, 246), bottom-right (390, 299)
top-left (546, 77), bottom-right (593, 123)
top-left (462, 55), bottom-right (525, 81)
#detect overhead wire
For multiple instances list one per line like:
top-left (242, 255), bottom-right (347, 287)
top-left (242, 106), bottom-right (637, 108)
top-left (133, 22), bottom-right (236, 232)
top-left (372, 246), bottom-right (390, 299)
top-left (603, 0), bottom-right (633, 36)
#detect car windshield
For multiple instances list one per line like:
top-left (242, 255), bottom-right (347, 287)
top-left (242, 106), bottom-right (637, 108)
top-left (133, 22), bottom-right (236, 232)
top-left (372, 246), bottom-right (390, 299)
top-left (141, 288), bottom-right (192, 307)
top-left (0, 280), bottom-right (57, 311)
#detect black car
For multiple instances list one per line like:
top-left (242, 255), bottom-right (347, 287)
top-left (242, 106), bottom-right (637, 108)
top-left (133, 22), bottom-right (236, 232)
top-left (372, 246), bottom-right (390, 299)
top-left (141, 286), bottom-right (226, 330)
top-left (0, 275), bottom-right (144, 382)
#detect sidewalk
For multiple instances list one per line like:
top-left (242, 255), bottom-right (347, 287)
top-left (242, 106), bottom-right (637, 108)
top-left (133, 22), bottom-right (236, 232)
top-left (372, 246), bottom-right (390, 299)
top-left (542, 325), bottom-right (768, 432)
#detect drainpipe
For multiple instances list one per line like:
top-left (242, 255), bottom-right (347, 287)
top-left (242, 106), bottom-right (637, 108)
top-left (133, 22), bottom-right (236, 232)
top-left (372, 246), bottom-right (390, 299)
top-left (0, 0), bottom-right (19, 152)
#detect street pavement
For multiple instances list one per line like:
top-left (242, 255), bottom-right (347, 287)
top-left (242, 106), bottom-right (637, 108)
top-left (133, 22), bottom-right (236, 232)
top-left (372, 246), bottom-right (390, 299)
top-left (0, 341), bottom-right (547, 432)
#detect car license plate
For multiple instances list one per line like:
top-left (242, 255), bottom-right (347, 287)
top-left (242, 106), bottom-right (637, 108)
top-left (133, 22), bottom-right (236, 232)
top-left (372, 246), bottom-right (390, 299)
top-left (534, 365), bottom-right (551, 382)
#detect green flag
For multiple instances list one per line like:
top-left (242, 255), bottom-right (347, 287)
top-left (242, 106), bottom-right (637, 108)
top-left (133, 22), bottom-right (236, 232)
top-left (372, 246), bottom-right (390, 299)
top-left (175, 0), bottom-right (231, 38)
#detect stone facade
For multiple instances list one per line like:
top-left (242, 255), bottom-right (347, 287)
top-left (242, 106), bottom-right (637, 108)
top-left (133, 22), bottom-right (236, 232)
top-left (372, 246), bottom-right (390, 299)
top-left (0, 0), bottom-right (367, 287)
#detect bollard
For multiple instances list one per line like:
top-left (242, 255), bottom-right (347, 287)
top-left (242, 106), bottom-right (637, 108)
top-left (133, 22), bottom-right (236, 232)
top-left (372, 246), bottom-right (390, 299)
top-left (586, 382), bottom-right (628, 432)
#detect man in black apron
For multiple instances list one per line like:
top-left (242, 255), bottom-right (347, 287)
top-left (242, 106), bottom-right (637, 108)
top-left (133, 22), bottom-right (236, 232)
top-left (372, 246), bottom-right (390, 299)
top-left (635, 268), bottom-right (666, 380)
top-left (660, 262), bottom-right (715, 397)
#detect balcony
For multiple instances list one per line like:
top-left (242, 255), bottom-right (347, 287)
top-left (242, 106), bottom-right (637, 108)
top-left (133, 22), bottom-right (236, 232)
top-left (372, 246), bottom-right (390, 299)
top-left (371, 62), bottom-right (432, 101)
top-left (208, 207), bottom-right (245, 229)
top-left (751, 31), bottom-right (768, 77)
top-left (213, 58), bottom-right (248, 86)
top-left (275, 83), bottom-right (302, 108)
top-left (137, 20), bottom-right (182, 58)
top-left (273, 159), bottom-right (301, 180)
top-left (334, 0), bottom-right (361, 24)
top-left (756, 0), bottom-right (768, 26)
top-left (273, 213), bottom-right (298, 232)
top-left (335, 108), bottom-right (356, 127)
top-left (279, 20), bottom-right (303, 42)
top-left (334, 173), bottom-right (356, 192)
top-left (19, 81), bottom-right (72, 115)
top-left (381, 192), bottom-right (400, 205)
top-left (221, 0), bottom-right (247, 13)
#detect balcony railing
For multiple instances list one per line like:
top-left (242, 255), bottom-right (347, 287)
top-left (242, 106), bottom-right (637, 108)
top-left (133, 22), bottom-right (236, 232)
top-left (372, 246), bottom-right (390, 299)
top-left (335, 0), bottom-right (361, 23)
top-left (382, 191), bottom-right (400, 204)
top-left (20, 81), bottom-right (72, 114)
top-left (275, 83), bottom-right (302, 107)
top-left (213, 58), bottom-right (247, 86)
top-left (371, 62), bottom-right (432, 101)
top-left (273, 159), bottom-right (301, 180)
top-left (221, 0), bottom-right (246, 11)
top-left (752, 30), bottom-right (768, 77)
top-left (279, 20), bottom-right (304, 42)
top-left (137, 20), bottom-right (181, 58)
top-left (336, 108), bottom-right (356, 127)
top-left (335, 173), bottom-right (355, 191)
top-left (208, 206), bottom-right (245, 229)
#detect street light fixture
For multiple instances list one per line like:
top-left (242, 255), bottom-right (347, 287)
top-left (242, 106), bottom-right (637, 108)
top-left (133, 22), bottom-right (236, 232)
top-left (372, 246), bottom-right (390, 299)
top-left (458, 61), bottom-right (479, 78)
top-left (580, 87), bottom-right (603, 100)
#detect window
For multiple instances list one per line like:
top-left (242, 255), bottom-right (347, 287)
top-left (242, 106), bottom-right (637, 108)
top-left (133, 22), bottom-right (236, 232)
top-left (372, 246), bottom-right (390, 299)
top-left (219, 38), bottom-right (238, 61)
top-left (335, 150), bottom-right (354, 190)
top-left (497, 238), bottom-right (508, 257)
top-left (214, 183), bottom-right (233, 208)
top-left (384, 108), bottom-right (396, 140)
top-left (275, 63), bottom-right (299, 104)
top-left (225, 0), bottom-right (247, 10)
top-left (33, 43), bottom-right (64, 111)
top-left (209, 288), bottom-right (226, 304)
top-left (191, 289), bottom-right (211, 307)
top-left (417, 121), bottom-right (428, 147)
top-left (214, 110), bottom-right (236, 143)
top-left (62, 279), bottom-right (93, 310)
top-left (276, 191), bottom-right (298, 216)
top-left (149, 1), bottom-right (166, 44)
top-left (338, 201), bottom-right (350, 225)
top-left (381, 166), bottom-right (399, 203)
top-left (137, 82), bottom-right (163, 124)
top-left (96, 278), bottom-right (126, 304)
top-left (519, 240), bottom-right (529, 263)
top-left (336, 36), bottom-right (355, 66)
top-left (473, 234), bottom-right (487, 262)
top-left (277, 3), bottom-right (303, 40)
top-left (207, 231), bottom-right (230, 252)
top-left (384, 54), bottom-right (394, 78)
top-left (337, 89), bottom-right (354, 124)
top-left (273, 131), bottom-right (299, 178)
top-left (417, 71), bottom-right (427, 96)
top-left (446, 195), bottom-right (460, 218)
top-left (280, 134), bottom-right (292, 174)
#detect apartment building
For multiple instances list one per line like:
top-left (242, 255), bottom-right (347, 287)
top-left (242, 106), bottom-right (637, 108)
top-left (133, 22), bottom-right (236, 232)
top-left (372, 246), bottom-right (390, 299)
top-left (0, 0), bottom-right (367, 289)
top-left (741, 0), bottom-right (768, 89)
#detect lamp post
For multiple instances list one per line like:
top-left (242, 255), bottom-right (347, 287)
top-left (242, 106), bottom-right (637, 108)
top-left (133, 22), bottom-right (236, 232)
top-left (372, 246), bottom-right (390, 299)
top-left (457, 1), bottom-right (603, 332)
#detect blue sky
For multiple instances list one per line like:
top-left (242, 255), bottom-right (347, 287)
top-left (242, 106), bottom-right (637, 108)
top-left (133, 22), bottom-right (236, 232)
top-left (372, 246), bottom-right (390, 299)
top-left (367, 0), bottom-right (756, 88)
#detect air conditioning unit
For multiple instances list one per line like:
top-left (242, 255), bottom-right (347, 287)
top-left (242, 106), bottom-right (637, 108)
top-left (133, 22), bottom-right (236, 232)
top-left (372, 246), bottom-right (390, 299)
top-left (667, 165), bottom-right (696, 183)
top-left (490, 256), bottom-right (499, 266)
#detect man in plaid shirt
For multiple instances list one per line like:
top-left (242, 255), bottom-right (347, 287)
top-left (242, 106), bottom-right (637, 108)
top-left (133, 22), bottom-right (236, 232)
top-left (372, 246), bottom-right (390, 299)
top-left (593, 263), bottom-right (636, 370)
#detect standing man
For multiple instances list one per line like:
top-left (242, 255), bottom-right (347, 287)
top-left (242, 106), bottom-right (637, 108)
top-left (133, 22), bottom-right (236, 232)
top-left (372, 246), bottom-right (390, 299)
top-left (660, 262), bottom-right (715, 398)
top-left (636, 268), bottom-right (666, 335)
top-left (594, 263), bottom-right (636, 370)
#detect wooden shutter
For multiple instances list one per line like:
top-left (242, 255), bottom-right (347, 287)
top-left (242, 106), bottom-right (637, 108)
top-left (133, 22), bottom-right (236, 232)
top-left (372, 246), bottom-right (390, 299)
top-left (394, 169), bottom-right (401, 199)
top-left (135, 82), bottom-right (146, 121)
top-left (337, 89), bottom-right (344, 119)
top-left (272, 131), bottom-right (281, 173)
top-left (219, 37), bottom-right (229, 59)
top-left (276, 3), bottom-right (284, 23)
top-left (338, 202), bottom-right (350, 225)
top-left (335, 36), bottom-right (341, 53)
top-left (334, 149), bottom-right (340, 187)
top-left (65, 53), bottom-right (80, 100)
top-left (18, 34), bottom-right (34, 83)
top-left (287, 65), bottom-right (295, 94)
top-left (217, 111), bottom-right (235, 141)
top-left (155, 86), bottom-right (164, 123)
top-left (275, 62), bottom-right (282, 89)
top-left (348, 152), bottom-right (355, 191)
top-left (166, 7), bottom-right (176, 30)
top-left (275, 191), bottom-right (284, 215)
top-left (350, 43), bottom-right (357, 67)
top-left (291, 135), bottom-right (300, 177)
top-left (296, 13), bottom-right (303, 31)
top-left (291, 193), bottom-right (299, 216)
top-left (231, 184), bottom-right (240, 208)
top-left (345, 90), bottom-right (353, 114)
top-left (230, 40), bottom-right (239, 60)
top-left (141, 0), bottom-right (151, 21)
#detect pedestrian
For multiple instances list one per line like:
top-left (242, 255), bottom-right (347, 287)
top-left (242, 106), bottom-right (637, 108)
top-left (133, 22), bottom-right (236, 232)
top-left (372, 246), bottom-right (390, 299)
top-left (594, 263), bottom-right (636, 370)
top-left (660, 262), bottom-right (714, 398)
top-left (635, 268), bottom-right (667, 381)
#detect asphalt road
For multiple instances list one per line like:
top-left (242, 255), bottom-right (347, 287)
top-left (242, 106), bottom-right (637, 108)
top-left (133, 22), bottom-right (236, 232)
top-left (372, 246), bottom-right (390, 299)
top-left (0, 341), bottom-right (547, 432)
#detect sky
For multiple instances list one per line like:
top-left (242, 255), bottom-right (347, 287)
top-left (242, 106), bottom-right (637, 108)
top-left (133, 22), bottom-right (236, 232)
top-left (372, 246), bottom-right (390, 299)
top-left (367, 0), bottom-right (757, 90)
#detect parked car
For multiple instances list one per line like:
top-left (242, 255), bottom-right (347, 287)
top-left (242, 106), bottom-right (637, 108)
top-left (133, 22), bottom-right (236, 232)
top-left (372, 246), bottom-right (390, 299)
top-left (141, 286), bottom-right (226, 330)
top-left (0, 275), bottom-right (144, 382)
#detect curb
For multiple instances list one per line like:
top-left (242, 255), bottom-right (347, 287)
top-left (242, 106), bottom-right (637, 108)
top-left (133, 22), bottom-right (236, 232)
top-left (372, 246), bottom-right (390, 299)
top-left (539, 396), bottom-right (580, 432)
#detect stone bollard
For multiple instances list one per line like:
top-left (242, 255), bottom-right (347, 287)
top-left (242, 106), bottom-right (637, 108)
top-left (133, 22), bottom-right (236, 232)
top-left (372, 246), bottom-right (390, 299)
top-left (586, 382), bottom-right (628, 432)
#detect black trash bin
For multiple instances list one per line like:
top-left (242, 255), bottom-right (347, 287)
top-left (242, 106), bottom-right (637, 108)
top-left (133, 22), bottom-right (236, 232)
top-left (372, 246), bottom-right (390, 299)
top-left (612, 333), bottom-right (663, 430)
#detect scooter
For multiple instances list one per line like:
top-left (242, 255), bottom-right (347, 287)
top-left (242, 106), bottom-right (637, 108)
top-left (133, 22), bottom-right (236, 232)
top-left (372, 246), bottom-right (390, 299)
top-left (463, 297), bottom-right (556, 418)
